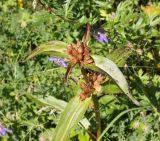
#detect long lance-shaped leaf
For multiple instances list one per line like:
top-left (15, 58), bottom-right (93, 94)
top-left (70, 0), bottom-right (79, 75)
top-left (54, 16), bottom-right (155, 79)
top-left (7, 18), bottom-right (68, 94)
top-left (91, 55), bottom-right (140, 106)
top-left (52, 96), bottom-right (91, 141)
top-left (25, 94), bottom-right (90, 130)
top-left (26, 94), bottom-right (67, 111)
top-left (25, 41), bottom-right (68, 60)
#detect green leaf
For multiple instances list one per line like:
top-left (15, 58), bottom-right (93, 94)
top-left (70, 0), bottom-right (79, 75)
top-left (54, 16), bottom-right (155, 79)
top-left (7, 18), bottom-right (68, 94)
top-left (92, 55), bottom-right (140, 106)
top-left (99, 95), bottom-right (115, 105)
top-left (52, 96), bottom-right (91, 141)
top-left (26, 94), bottom-right (67, 111)
top-left (25, 94), bottom-right (91, 130)
top-left (25, 41), bottom-right (68, 60)
top-left (64, 0), bottom-right (71, 18)
top-left (78, 132), bottom-right (90, 141)
top-left (102, 84), bottom-right (122, 95)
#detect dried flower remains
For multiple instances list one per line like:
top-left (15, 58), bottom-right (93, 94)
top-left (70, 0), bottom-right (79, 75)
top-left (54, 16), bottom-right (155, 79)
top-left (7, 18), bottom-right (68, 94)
top-left (67, 41), bottom-right (93, 67)
top-left (80, 72), bottom-right (106, 100)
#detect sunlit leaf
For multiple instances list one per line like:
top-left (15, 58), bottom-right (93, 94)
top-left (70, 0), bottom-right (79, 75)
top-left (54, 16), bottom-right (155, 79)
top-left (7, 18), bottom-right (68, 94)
top-left (52, 96), bottom-right (91, 141)
top-left (78, 132), bottom-right (90, 141)
top-left (25, 41), bottom-right (68, 60)
top-left (102, 84), bottom-right (122, 95)
top-left (25, 94), bottom-right (91, 130)
top-left (92, 55), bottom-right (140, 106)
top-left (26, 94), bottom-right (67, 111)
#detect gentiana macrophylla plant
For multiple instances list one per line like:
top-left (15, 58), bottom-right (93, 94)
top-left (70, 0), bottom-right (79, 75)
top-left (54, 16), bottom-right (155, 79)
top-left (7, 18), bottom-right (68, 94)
top-left (25, 23), bottom-right (140, 141)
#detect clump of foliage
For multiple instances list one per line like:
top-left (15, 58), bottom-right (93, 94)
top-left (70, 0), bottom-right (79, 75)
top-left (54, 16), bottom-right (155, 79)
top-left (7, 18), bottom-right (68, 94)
top-left (0, 0), bottom-right (160, 141)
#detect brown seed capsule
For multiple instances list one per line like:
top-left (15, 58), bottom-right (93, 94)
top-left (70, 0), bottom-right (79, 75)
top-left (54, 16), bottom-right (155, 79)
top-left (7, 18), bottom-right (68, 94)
top-left (67, 41), bottom-right (93, 67)
top-left (77, 47), bottom-right (83, 53)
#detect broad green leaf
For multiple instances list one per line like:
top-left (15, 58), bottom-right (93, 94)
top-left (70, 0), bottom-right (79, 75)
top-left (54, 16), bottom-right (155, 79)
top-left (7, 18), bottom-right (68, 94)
top-left (26, 94), bottom-right (66, 111)
top-left (25, 41), bottom-right (68, 60)
top-left (25, 94), bottom-right (91, 130)
top-left (52, 96), bottom-right (91, 141)
top-left (85, 48), bottom-right (132, 69)
top-left (92, 55), bottom-right (140, 106)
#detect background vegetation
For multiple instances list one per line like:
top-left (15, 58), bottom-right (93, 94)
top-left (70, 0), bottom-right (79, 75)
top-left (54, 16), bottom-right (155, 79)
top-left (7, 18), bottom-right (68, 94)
top-left (0, 0), bottom-right (160, 141)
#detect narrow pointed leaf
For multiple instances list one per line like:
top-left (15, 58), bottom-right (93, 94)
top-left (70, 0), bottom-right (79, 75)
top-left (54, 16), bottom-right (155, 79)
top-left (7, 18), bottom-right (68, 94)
top-left (64, 0), bottom-right (71, 18)
top-left (25, 41), bottom-right (68, 60)
top-left (25, 94), bottom-right (91, 130)
top-left (92, 55), bottom-right (140, 106)
top-left (26, 94), bottom-right (67, 111)
top-left (52, 96), bottom-right (91, 141)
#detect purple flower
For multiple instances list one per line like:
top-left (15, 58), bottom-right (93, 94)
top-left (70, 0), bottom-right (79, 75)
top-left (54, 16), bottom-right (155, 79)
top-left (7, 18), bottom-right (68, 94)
top-left (48, 57), bottom-right (68, 68)
top-left (91, 27), bottom-right (108, 43)
top-left (96, 32), bottom-right (108, 43)
top-left (0, 126), bottom-right (12, 136)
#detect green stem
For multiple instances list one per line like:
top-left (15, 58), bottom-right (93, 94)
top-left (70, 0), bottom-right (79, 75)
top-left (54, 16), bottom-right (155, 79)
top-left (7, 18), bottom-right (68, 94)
top-left (82, 23), bottom-right (91, 45)
top-left (92, 94), bottom-right (101, 141)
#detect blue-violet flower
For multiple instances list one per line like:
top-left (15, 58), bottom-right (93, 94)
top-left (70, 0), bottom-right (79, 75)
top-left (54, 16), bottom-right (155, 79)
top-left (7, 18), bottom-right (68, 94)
top-left (96, 32), bottom-right (108, 43)
top-left (0, 126), bottom-right (12, 136)
top-left (92, 27), bottom-right (108, 43)
top-left (48, 57), bottom-right (68, 68)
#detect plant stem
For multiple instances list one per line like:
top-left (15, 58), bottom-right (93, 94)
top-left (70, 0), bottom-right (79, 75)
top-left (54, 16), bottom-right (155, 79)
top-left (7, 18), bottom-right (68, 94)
top-left (87, 128), bottom-right (97, 140)
top-left (82, 23), bottom-right (91, 45)
top-left (92, 94), bottom-right (101, 141)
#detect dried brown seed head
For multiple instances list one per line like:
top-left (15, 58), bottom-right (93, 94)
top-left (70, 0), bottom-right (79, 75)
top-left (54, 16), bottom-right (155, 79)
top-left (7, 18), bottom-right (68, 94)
top-left (67, 41), bottom-right (93, 67)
